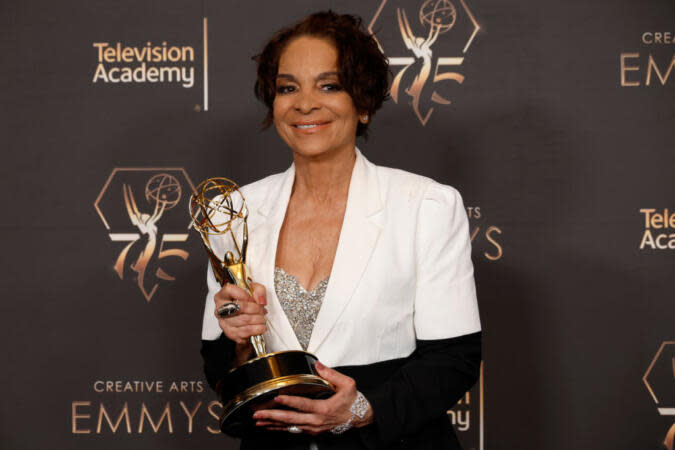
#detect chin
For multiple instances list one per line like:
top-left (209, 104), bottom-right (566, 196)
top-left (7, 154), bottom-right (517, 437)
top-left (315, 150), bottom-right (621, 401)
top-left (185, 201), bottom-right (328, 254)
top-left (283, 136), bottom-right (340, 159)
top-left (291, 142), bottom-right (338, 159)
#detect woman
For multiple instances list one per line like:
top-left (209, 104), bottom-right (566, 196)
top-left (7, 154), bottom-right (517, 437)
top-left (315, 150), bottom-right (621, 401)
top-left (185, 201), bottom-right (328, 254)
top-left (200, 11), bottom-right (481, 450)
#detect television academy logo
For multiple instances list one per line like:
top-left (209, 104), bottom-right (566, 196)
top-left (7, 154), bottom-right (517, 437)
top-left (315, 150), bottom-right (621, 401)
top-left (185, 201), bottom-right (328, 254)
top-left (94, 168), bottom-right (196, 301)
top-left (93, 42), bottom-right (196, 88)
top-left (643, 341), bottom-right (675, 450)
top-left (639, 209), bottom-right (675, 250)
top-left (91, 18), bottom-right (210, 111)
top-left (369, 0), bottom-right (480, 125)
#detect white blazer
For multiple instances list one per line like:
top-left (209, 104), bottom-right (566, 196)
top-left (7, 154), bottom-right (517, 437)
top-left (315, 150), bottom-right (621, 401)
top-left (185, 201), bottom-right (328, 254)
top-left (201, 149), bottom-right (481, 368)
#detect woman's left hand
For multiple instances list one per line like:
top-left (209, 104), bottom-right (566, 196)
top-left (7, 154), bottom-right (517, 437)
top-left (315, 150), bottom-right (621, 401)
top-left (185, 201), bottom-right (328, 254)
top-left (253, 361), bottom-right (373, 435)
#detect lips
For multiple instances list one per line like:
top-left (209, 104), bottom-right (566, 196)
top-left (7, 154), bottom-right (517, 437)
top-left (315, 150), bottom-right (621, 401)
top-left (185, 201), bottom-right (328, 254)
top-left (291, 121), bottom-right (330, 133)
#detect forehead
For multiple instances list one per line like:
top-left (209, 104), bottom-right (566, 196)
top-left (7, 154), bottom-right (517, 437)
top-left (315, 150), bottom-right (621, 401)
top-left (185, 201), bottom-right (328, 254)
top-left (277, 36), bottom-right (339, 76)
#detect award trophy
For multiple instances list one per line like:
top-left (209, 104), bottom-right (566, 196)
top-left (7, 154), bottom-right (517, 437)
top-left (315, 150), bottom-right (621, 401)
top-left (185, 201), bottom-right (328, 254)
top-left (189, 178), bottom-right (335, 436)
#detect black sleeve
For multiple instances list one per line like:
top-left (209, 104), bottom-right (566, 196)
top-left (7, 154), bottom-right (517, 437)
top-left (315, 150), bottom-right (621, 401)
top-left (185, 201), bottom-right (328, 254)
top-left (358, 331), bottom-right (482, 449)
top-left (200, 333), bottom-right (236, 392)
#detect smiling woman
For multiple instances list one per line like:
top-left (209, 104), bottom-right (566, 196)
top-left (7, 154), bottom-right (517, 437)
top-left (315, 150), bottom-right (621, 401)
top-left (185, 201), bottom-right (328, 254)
top-left (200, 10), bottom-right (482, 450)
top-left (253, 12), bottom-right (389, 139)
top-left (272, 37), bottom-right (362, 161)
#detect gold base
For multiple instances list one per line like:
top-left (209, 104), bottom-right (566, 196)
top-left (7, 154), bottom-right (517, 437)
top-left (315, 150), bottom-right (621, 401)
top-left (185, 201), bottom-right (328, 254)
top-left (218, 351), bottom-right (335, 437)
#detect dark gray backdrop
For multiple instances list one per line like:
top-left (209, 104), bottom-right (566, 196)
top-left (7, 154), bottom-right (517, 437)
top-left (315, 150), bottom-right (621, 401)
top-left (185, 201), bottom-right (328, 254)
top-left (1, 0), bottom-right (674, 449)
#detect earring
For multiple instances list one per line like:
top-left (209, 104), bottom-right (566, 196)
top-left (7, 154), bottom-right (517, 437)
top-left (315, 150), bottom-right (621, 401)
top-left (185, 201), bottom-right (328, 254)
top-left (361, 114), bottom-right (369, 123)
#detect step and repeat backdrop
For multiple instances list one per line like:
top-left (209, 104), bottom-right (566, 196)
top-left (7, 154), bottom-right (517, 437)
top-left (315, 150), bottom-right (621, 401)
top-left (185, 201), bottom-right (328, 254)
top-left (1, 0), bottom-right (673, 449)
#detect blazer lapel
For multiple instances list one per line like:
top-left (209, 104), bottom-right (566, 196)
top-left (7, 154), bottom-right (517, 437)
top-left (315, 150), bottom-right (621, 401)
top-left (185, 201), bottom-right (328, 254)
top-left (307, 149), bottom-right (384, 354)
top-left (246, 165), bottom-right (303, 351)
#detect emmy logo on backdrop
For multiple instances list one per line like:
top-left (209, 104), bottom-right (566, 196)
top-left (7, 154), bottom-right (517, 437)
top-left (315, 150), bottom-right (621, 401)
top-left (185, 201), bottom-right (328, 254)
top-left (393, 1), bottom-right (457, 124)
top-left (643, 341), bottom-right (675, 450)
top-left (369, 0), bottom-right (480, 125)
top-left (114, 174), bottom-right (187, 300)
top-left (95, 168), bottom-right (196, 302)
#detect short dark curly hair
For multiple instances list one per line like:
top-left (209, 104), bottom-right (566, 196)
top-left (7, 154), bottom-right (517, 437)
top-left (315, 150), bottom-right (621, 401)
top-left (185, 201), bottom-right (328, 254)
top-left (253, 11), bottom-right (390, 138)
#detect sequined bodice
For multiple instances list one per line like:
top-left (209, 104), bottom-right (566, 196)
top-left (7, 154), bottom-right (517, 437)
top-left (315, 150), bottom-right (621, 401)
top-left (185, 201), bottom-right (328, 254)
top-left (274, 267), bottom-right (329, 350)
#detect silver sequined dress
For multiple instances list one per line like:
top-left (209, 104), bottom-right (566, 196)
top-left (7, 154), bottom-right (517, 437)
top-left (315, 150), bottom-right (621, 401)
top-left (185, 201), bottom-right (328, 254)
top-left (274, 267), bottom-right (329, 350)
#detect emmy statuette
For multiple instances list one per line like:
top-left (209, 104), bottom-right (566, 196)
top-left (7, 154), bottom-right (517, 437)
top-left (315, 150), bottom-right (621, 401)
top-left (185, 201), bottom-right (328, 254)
top-left (189, 178), bottom-right (335, 437)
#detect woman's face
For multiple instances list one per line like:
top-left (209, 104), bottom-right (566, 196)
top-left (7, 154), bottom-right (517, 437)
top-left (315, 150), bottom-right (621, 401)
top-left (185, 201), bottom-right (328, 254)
top-left (273, 36), bottom-right (360, 159)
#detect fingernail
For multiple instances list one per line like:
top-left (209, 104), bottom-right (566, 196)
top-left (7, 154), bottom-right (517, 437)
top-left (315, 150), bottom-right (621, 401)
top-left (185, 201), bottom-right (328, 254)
top-left (252, 412), bottom-right (260, 419)
top-left (315, 361), bottom-right (324, 369)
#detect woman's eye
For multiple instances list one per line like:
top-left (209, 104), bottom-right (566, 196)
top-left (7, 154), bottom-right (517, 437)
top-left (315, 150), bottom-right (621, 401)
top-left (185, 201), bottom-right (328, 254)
top-left (276, 85), bottom-right (296, 94)
top-left (320, 83), bottom-right (343, 92)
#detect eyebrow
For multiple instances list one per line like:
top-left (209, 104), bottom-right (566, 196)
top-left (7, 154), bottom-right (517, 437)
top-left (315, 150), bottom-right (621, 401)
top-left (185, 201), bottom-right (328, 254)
top-left (276, 71), bottom-right (339, 82)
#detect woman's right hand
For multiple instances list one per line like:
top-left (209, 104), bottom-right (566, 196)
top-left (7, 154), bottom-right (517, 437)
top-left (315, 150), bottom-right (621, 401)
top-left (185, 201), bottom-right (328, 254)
top-left (214, 282), bottom-right (268, 351)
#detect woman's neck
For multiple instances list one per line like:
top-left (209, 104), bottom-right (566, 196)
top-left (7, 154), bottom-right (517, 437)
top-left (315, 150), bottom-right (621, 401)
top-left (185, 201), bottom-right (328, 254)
top-left (291, 146), bottom-right (356, 203)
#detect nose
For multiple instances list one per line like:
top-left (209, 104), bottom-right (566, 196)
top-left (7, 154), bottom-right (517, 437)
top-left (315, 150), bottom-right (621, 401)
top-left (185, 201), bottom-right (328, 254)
top-left (293, 88), bottom-right (320, 114)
